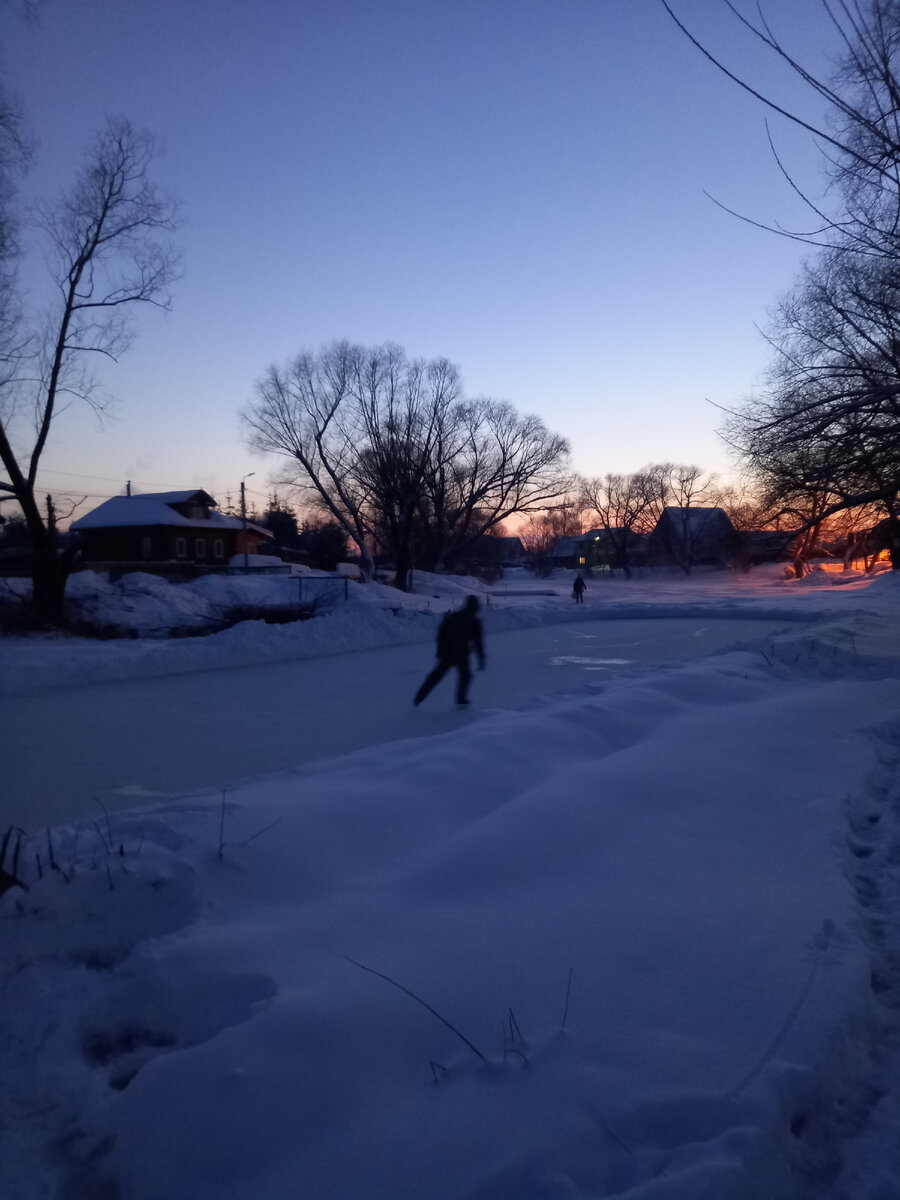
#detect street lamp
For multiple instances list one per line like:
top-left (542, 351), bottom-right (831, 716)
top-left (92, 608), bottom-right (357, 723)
top-left (240, 472), bottom-right (255, 573)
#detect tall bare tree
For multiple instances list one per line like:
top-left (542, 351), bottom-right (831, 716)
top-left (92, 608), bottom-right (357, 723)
top-left (245, 341), bottom-right (459, 585)
top-left (246, 341), bottom-right (570, 589)
top-left (0, 117), bottom-right (178, 623)
top-left (352, 345), bottom-right (461, 589)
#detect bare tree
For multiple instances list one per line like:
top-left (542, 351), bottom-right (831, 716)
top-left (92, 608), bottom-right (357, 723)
top-left (717, 480), bottom-right (772, 533)
top-left (659, 1), bottom-right (900, 260)
top-left (723, 248), bottom-right (900, 537)
top-left (0, 89), bottom-right (29, 398)
top-left (246, 342), bottom-right (377, 578)
top-left (579, 471), bottom-right (658, 577)
top-left (245, 342), bottom-right (459, 585)
top-left (0, 117), bottom-right (178, 623)
top-left (417, 399), bottom-right (570, 571)
top-left (246, 342), bottom-right (570, 589)
top-left (519, 498), bottom-right (584, 574)
top-left (665, 2), bottom-right (900, 547)
top-left (352, 345), bottom-right (461, 590)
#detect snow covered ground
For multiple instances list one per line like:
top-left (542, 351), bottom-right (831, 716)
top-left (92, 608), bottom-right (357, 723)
top-left (3, 564), bottom-right (900, 1198)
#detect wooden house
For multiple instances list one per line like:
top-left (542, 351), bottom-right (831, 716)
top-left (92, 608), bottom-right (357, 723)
top-left (646, 507), bottom-right (738, 569)
top-left (551, 529), bottom-right (646, 570)
top-left (71, 489), bottom-right (273, 574)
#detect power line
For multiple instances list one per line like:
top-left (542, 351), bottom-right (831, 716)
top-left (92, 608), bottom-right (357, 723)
top-left (33, 467), bottom-right (269, 495)
top-left (32, 467), bottom-right (187, 489)
top-left (4, 474), bottom-right (279, 514)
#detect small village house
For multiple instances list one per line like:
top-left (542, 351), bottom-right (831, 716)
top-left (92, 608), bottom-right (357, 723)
top-left (645, 506), bottom-right (739, 570)
top-left (70, 490), bottom-right (273, 575)
top-left (551, 529), bottom-right (647, 571)
top-left (463, 534), bottom-right (530, 576)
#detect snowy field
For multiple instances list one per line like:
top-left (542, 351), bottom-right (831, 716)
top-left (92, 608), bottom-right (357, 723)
top-left (3, 564), bottom-right (900, 1198)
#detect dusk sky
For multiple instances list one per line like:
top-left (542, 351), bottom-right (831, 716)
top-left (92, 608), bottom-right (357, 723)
top-left (5, 0), bottom-right (838, 518)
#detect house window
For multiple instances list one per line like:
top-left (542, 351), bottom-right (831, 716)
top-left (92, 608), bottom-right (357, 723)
top-left (175, 537), bottom-right (187, 559)
top-left (578, 556), bottom-right (586, 565)
top-left (140, 536), bottom-right (152, 560)
top-left (213, 538), bottom-right (224, 560)
top-left (195, 538), bottom-right (206, 560)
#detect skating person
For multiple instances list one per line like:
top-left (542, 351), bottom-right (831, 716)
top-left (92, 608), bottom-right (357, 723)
top-left (413, 595), bottom-right (485, 708)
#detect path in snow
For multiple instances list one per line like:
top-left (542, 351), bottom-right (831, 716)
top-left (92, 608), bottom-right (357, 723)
top-left (5, 616), bottom-right (795, 828)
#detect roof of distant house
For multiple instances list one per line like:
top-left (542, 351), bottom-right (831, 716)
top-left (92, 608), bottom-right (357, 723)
top-left (551, 536), bottom-right (582, 557)
top-left (655, 507), bottom-right (734, 537)
top-left (71, 490), bottom-right (270, 535)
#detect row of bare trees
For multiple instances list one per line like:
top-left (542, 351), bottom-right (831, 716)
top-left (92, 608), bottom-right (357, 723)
top-left (243, 340), bottom-right (571, 589)
top-left (664, 1), bottom-right (900, 567)
top-left (519, 463), bottom-right (728, 576)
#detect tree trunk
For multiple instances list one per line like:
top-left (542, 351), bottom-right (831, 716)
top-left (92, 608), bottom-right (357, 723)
top-left (31, 546), bottom-right (72, 626)
top-left (393, 545), bottom-right (412, 592)
top-left (357, 540), bottom-right (375, 581)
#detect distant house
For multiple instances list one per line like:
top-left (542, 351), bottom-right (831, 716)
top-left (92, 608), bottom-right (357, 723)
top-left (646, 507), bottom-right (738, 570)
top-left (743, 529), bottom-right (795, 565)
top-left (71, 489), bottom-right (273, 573)
top-left (551, 529), bottom-right (605, 569)
top-left (551, 529), bottom-right (646, 571)
top-left (466, 535), bottom-right (530, 567)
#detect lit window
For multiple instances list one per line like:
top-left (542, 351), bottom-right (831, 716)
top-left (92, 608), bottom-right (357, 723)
top-left (578, 556), bottom-right (586, 565)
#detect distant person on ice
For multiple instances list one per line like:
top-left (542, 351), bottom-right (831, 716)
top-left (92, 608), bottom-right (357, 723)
top-left (413, 595), bottom-right (485, 708)
top-left (572, 573), bottom-right (586, 603)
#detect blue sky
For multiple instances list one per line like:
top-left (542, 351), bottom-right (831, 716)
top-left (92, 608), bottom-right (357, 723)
top-left (5, 0), bottom-right (837, 516)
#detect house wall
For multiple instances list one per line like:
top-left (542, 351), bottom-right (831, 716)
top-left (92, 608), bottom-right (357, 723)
top-left (80, 526), bottom-right (263, 566)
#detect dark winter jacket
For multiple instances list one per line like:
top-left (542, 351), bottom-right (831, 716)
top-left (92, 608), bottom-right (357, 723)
top-left (437, 609), bottom-right (484, 665)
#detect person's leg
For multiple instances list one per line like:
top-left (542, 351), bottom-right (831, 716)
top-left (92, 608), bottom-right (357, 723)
top-left (455, 656), bottom-right (472, 704)
top-left (414, 659), bottom-right (451, 705)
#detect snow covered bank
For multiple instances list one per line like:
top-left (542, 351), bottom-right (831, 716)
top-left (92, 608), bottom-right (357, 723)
top-left (3, 571), bottom-right (900, 1197)
top-left (0, 563), bottom-right (878, 695)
